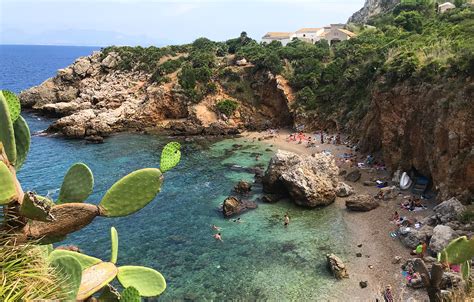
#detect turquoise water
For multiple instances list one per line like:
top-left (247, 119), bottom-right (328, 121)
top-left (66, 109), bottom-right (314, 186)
top-left (4, 45), bottom-right (351, 300)
top-left (18, 115), bottom-right (349, 300)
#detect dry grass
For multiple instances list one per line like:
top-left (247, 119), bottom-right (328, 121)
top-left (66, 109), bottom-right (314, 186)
top-left (0, 236), bottom-right (70, 301)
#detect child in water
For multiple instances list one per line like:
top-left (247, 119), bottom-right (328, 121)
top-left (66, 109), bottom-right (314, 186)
top-left (213, 233), bottom-right (223, 242)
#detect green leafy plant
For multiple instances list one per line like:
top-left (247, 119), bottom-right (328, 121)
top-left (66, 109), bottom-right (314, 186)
top-left (48, 227), bottom-right (166, 300)
top-left (216, 99), bottom-right (239, 117)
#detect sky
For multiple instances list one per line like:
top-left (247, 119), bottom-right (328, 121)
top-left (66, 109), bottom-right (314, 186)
top-left (0, 0), bottom-right (366, 46)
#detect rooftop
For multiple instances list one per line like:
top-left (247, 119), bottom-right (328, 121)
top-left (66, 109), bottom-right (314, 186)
top-left (295, 28), bottom-right (322, 33)
top-left (262, 32), bottom-right (292, 39)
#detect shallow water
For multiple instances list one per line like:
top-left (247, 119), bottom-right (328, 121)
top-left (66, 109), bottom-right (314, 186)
top-left (17, 115), bottom-right (350, 300)
top-left (3, 45), bottom-right (352, 300)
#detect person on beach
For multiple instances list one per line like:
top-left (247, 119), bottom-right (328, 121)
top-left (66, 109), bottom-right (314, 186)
top-left (213, 233), bottom-right (223, 242)
top-left (391, 211), bottom-right (400, 223)
top-left (383, 285), bottom-right (394, 302)
top-left (284, 214), bottom-right (290, 227)
top-left (211, 224), bottom-right (221, 231)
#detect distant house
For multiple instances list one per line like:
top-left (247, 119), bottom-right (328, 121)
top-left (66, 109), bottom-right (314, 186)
top-left (292, 28), bottom-right (324, 44)
top-left (261, 24), bottom-right (356, 46)
top-left (438, 2), bottom-right (456, 13)
top-left (261, 32), bottom-right (292, 46)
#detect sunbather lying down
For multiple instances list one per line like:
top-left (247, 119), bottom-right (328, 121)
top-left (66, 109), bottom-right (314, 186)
top-left (401, 197), bottom-right (426, 211)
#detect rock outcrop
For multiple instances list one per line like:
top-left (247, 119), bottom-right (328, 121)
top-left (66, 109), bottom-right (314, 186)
top-left (348, 0), bottom-right (399, 24)
top-left (263, 150), bottom-right (339, 207)
top-left (327, 254), bottom-right (349, 279)
top-left (234, 181), bottom-right (252, 194)
top-left (221, 196), bottom-right (257, 217)
top-left (335, 182), bottom-right (355, 198)
top-left (345, 194), bottom-right (379, 212)
top-left (19, 51), bottom-right (294, 139)
top-left (433, 197), bottom-right (466, 224)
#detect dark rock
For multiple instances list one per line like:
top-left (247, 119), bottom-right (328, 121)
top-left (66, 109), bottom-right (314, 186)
top-left (359, 281), bottom-right (368, 288)
top-left (222, 196), bottom-right (257, 217)
top-left (357, 244), bottom-right (363, 248)
top-left (85, 135), bottom-right (104, 144)
top-left (345, 170), bottom-right (361, 182)
top-left (345, 195), bottom-right (379, 212)
top-left (262, 194), bottom-right (282, 203)
top-left (356, 253), bottom-right (362, 257)
top-left (234, 181), bottom-right (252, 194)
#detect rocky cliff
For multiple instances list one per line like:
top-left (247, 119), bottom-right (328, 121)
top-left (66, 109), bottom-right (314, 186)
top-left (20, 51), bottom-right (294, 139)
top-left (359, 79), bottom-right (474, 202)
top-left (348, 0), bottom-right (400, 23)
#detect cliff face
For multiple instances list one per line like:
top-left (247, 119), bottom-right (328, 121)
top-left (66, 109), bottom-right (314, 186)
top-left (19, 51), bottom-right (294, 138)
top-left (359, 79), bottom-right (474, 202)
top-left (348, 0), bottom-right (400, 23)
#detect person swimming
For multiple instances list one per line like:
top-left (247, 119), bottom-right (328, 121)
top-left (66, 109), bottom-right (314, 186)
top-left (213, 233), bottom-right (223, 242)
top-left (211, 224), bottom-right (221, 231)
top-left (284, 214), bottom-right (290, 227)
top-left (232, 217), bottom-right (242, 223)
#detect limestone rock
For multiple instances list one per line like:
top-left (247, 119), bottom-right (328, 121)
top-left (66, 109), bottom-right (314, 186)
top-left (429, 225), bottom-right (456, 253)
top-left (433, 197), bottom-right (466, 224)
top-left (73, 57), bottom-right (91, 77)
top-left (101, 53), bottom-right (120, 69)
top-left (345, 194), bottom-right (379, 212)
top-left (221, 196), bottom-right (257, 217)
top-left (326, 254), bottom-right (349, 279)
top-left (379, 186), bottom-right (397, 200)
top-left (263, 150), bottom-right (339, 207)
top-left (336, 182), bottom-right (354, 197)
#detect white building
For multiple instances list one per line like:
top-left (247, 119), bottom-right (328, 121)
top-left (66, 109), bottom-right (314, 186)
top-left (262, 24), bottom-right (356, 46)
top-left (261, 32), bottom-right (292, 46)
top-left (438, 2), bottom-right (456, 13)
top-left (292, 28), bottom-right (325, 44)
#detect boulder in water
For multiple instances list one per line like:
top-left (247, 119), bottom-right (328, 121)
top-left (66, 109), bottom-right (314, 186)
top-left (326, 254), bottom-right (349, 279)
top-left (234, 181), bottom-right (252, 194)
top-left (222, 196), bottom-right (257, 217)
top-left (263, 150), bottom-right (339, 207)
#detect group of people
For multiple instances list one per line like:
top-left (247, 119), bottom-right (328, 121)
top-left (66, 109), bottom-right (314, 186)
top-left (211, 214), bottom-right (290, 242)
top-left (286, 131), bottom-right (342, 147)
top-left (401, 197), bottom-right (425, 211)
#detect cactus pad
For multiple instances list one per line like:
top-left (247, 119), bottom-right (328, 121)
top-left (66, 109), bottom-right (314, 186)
top-left (117, 266), bottom-right (166, 297)
top-left (77, 262), bottom-right (118, 300)
top-left (49, 249), bottom-right (102, 270)
top-left (0, 161), bottom-right (17, 204)
top-left (438, 236), bottom-right (474, 264)
top-left (13, 116), bottom-right (30, 170)
top-left (461, 260), bottom-right (470, 280)
top-left (19, 192), bottom-right (55, 221)
top-left (160, 142), bottom-right (181, 173)
top-left (99, 168), bottom-right (163, 217)
top-left (1, 90), bottom-right (21, 122)
top-left (110, 227), bottom-right (119, 264)
top-left (57, 163), bottom-right (94, 204)
top-left (0, 92), bottom-right (17, 164)
top-left (121, 287), bottom-right (141, 302)
top-left (50, 255), bottom-right (83, 301)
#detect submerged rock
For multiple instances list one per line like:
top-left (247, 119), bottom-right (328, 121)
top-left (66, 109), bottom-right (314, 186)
top-left (345, 195), bottom-right (379, 212)
top-left (221, 196), bottom-right (257, 217)
top-left (326, 254), bottom-right (349, 279)
top-left (263, 150), bottom-right (339, 207)
top-left (234, 181), bottom-right (252, 194)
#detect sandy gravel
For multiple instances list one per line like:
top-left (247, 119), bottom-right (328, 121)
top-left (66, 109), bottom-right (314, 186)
top-left (241, 129), bottom-right (431, 301)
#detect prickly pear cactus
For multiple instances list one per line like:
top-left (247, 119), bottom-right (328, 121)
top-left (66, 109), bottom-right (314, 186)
top-left (49, 249), bottom-right (102, 270)
top-left (121, 286), bottom-right (141, 302)
top-left (160, 142), bottom-right (181, 173)
top-left (111, 226), bottom-right (119, 264)
top-left (19, 192), bottom-right (55, 221)
top-left (13, 116), bottom-right (30, 170)
top-left (438, 236), bottom-right (474, 264)
top-left (0, 160), bottom-right (16, 204)
top-left (77, 262), bottom-right (118, 300)
top-left (99, 168), bottom-right (163, 217)
top-left (117, 266), bottom-right (166, 297)
top-left (57, 163), bottom-right (94, 204)
top-left (50, 255), bottom-right (83, 301)
top-left (1, 90), bottom-right (21, 122)
top-left (0, 92), bottom-right (17, 163)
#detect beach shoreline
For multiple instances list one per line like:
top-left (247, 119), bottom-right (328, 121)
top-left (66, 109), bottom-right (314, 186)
top-left (241, 129), bottom-right (431, 301)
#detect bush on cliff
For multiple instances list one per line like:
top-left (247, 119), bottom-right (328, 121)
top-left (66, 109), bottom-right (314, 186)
top-left (216, 99), bottom-right (238, 117)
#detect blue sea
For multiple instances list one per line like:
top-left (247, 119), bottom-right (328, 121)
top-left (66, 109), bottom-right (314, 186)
top-left (0, 45), bottom-right (350, 300)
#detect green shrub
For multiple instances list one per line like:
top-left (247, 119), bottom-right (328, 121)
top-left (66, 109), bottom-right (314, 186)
top-left (394, 11), bottom-right (423, 32)
top-left (216, 99), bottom-right (239, 117)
